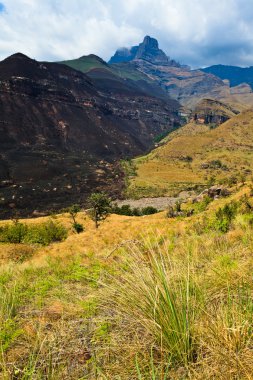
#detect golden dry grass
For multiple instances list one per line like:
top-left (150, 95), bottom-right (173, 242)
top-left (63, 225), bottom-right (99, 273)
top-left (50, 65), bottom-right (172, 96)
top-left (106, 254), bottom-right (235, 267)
top-left (128, 110), bottom-right (253, 198)
top-left (1, 186), bottom-right (253, 379)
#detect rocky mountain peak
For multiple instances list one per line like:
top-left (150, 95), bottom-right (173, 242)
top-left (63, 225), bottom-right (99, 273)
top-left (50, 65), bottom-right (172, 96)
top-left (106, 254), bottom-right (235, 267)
top-left (108, 36), bottom-right (179, 66)
top-left (135, 35), bottom-right (169, 65)
top-left (142, 35), bottom-right (159, 49)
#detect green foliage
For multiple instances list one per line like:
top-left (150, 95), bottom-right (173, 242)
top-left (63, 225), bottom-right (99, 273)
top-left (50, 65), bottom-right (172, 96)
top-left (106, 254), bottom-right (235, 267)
top-left (73, 222), bottom-right (84, 233)
top-left (88, 192), bottom-right (112, 228)
top-left (215, 202), bottom-right (238, 233)
top-left (0, 220), bottom-right (28, 243)
top-left (141, 206), bottom-right (158, 215)
top-left (65, 204), bottom-right (84, 233)
top-left (112, 204), bottom-right (158, 216)
top-left (0, 283), bottom-right (23, 353)
top-left (153, 131), bottom-right (170, 143)
top-left (0, 219), bottom-right (67, 246)
top-left (24, 220), bottom-right (67, 246)
top-left (194, 196), bottom-right (213, 213)
top-left (0, 318), bottom-right (23, 352)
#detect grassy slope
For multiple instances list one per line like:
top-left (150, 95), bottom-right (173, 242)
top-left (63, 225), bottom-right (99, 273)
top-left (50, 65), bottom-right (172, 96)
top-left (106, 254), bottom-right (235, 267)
top-left (127, 110), bottom-right (253, 198)
top-left (58, 55), bottom-right (108, 73)
top-left (1, 185), bottom-right (253, 378)
top-left (59, 56), bottom-right (150, 82)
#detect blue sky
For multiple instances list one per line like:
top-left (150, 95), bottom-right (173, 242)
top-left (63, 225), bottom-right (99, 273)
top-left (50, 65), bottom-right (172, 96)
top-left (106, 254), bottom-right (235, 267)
top-left (1, 0), bottom-right (253, 67)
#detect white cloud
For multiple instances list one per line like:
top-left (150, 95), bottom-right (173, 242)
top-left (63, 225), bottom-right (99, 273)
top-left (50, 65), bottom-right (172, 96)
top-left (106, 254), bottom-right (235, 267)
top-left (0, 0), bottom-right (253, 67)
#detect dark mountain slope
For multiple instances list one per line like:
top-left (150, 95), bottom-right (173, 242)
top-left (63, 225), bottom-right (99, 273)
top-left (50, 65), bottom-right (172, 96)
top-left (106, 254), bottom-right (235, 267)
top-left (0, 53), bottom-right (180, 217)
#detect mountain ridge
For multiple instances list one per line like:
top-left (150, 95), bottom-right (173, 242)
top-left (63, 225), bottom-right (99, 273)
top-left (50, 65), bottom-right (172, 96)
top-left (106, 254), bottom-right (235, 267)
top-left (0, 51), bottom-right (180, 217)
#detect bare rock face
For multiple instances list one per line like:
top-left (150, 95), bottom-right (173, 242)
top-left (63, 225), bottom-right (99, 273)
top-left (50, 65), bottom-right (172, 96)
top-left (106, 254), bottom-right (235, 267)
top-left (193, 186), bottom-right (230, 203)
top-left (134, 36), bottom-right (171, 65)
top-left (109, 36), bottom-right (179, 66)
top-left (109, 37), bottom-right (226, 104)
top-left (0, 52), bottom-right (180, 218)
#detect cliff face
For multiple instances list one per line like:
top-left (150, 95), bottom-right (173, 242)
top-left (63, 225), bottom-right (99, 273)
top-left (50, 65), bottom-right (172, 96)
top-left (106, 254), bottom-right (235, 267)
top-left (109, 37), bottom-right (227, 104)
top-left (0, 53), bottom-right (180, 217)
top-left (109, 35), bottom-right (179, 66)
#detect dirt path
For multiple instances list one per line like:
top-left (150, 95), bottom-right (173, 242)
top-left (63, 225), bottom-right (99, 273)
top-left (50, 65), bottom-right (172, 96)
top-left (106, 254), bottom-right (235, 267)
top-left (115, 192), bottom-right (193, 210)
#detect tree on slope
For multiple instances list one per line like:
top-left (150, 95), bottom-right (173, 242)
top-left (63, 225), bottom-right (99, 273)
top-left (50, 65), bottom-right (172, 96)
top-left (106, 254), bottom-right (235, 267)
top-left (88, 192), bottom-right (112, 229)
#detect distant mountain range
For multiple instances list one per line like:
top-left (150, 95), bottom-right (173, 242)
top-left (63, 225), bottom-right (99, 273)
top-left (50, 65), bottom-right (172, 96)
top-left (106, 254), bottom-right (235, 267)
top-left (1, 36), bottom-right (253, 217)
top-left (60, 36), bottom-right (253, 106)
top-left (201, 64), bottom-right (253, 88)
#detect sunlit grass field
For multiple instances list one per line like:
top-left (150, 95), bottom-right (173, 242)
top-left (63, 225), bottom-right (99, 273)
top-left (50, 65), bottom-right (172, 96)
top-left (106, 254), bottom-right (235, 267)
top-left (127, 111), bottom-right (253, 198)
top-left (1, 184), bottom-right (253, 379)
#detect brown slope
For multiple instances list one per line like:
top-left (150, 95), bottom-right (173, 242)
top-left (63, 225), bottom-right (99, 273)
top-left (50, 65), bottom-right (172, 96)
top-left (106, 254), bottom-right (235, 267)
top-left (0, 53), bottom-right (180, 218)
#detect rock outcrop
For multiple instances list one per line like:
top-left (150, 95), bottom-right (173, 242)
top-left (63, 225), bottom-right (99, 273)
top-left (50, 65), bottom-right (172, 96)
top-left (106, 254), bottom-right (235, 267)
top-left (109, 37), bottom-right (227, 104)
top-left (109, 36), bottom-right (179, 66)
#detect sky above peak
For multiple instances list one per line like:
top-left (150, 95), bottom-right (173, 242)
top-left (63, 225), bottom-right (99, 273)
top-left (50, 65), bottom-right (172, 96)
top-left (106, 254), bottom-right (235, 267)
top-left (1, 0), bottom-right (253, 68)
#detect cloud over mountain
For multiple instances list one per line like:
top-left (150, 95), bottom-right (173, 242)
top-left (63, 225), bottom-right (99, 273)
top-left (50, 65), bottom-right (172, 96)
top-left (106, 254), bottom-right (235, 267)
top-left (1, 0), bottom-right (253, 67)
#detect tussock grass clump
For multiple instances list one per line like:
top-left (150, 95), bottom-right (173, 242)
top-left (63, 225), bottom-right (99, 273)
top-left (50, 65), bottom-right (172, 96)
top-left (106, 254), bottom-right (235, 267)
top-left (1, 187), bottom-right (253, 378)
top-left (104, 240), bottom-right (200, 370)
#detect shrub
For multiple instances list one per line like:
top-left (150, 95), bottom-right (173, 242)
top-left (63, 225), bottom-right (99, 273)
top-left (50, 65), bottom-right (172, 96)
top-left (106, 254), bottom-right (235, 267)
top-left (65, 204), bottom-right (84, 234)
top-left (141, 206), bottom-right (158, 215)
top-left (215, 202), bottom-right (238, 233)
top-left (0, 221), bottom-right (28, 243)
top-left (24, 220), bottom-right (67, 246)
top-left (113, 204), bottom-right (133, 216)
top-left (194, 196), bottom-right (213, 213)
top-left (132, 207), bottom-right (141, 216)
top-left (112, 204), bottom-right (158, 217)
top-left (73, 222), bottom-right (84, 234)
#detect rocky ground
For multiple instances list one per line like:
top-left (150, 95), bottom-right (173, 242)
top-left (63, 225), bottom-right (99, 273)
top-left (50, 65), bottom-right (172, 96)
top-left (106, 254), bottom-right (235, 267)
top-left (115, 191), bottom-right (193, 210)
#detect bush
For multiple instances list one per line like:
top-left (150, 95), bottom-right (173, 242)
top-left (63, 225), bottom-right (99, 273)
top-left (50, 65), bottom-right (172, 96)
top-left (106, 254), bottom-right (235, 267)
top-left (113, 204), bottom-right (133, 216)
top-left (215, 202), bottom-right (238, 233)
top-left (194, 196), bottom-right (213, 213)
top-left (65, 204), bottom-right (84, 233)
top-left (141, 206), bottom-right (158, 215)
top-left (73, 222), bottom-right (84, 234)
top-left (24, 220), bottom-right (67, 246)
top-left (0, 221), bottom-right (28, 243)
top-left (112, 204), bottom-right (158, 217)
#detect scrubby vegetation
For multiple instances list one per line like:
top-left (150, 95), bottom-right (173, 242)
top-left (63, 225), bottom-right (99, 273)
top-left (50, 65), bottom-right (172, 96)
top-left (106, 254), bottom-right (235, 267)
top-left (112, 204), bottom-right (158, 216)
top-left (0, 219), bottom-right (67, 246)
top-left (0, 184), bottom-right (253, 379)
top-left (126, 111), bottom-right (253, 198)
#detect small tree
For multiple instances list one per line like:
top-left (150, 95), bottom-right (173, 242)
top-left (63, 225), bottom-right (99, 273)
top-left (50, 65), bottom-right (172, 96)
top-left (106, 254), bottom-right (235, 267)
top-left (88, 192), bottom-right (112, 229)
top-left (68, 204), bottom-right (84, 233)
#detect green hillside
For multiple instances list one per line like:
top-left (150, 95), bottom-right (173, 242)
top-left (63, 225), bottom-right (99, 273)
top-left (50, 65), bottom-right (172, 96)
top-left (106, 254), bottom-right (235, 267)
top-left (58, 54), bottom-right (109, 73)
top-left (58, 55), bottom-right (152, 82)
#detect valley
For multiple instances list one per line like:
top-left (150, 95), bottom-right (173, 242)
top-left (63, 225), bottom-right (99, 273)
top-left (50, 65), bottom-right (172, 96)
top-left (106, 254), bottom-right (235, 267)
top-left (1, 31), bottom-right (253, 380)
